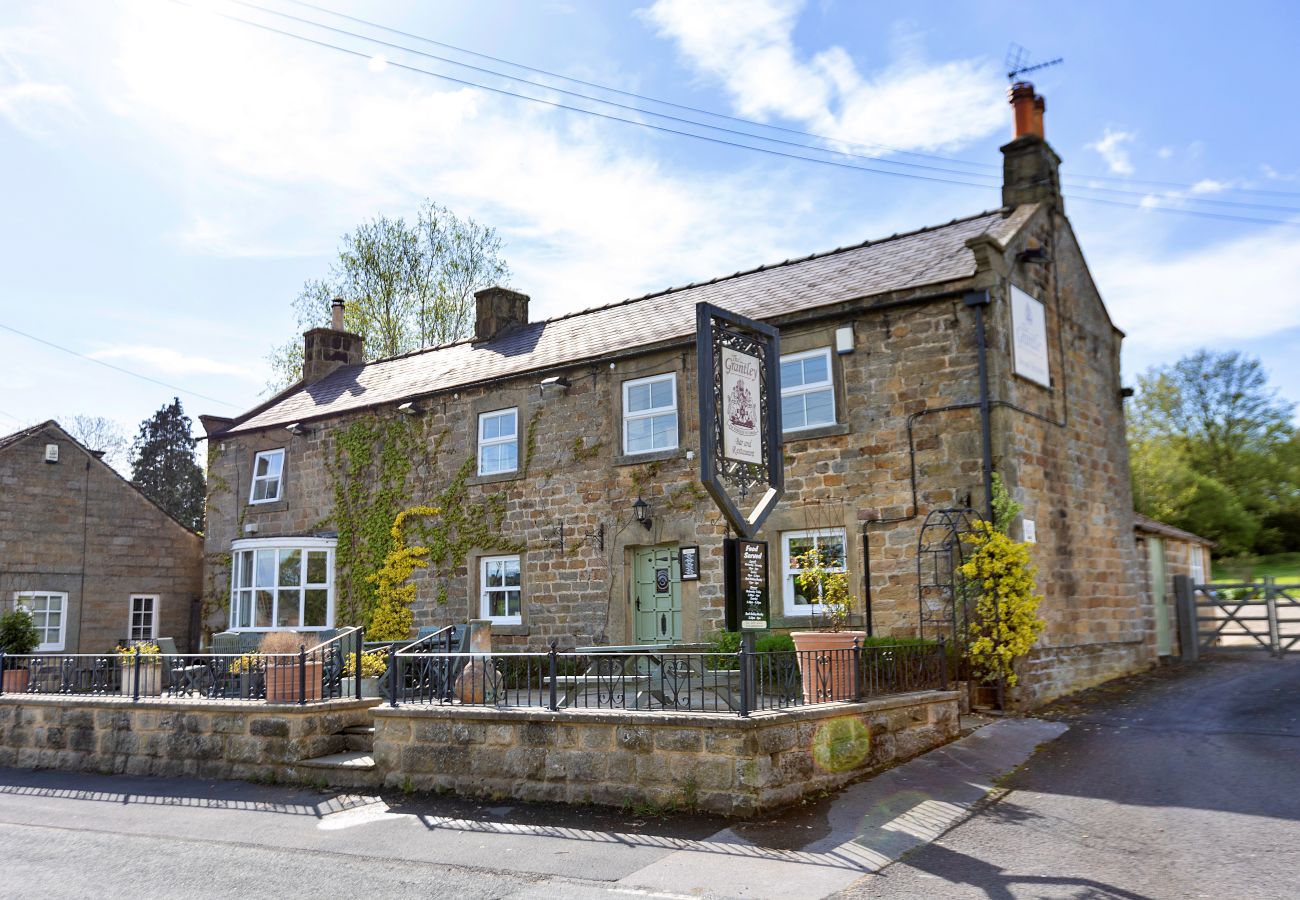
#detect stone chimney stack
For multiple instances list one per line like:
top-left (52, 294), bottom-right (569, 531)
top-left (1001, 81), bottom-right (1062, 211)
top-left (474, 287), bottom-right (530, 342)
top-left (302, 298), bottom-right (365, 386)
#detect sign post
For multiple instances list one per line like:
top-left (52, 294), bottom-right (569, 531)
top-left (697, 302), bottom-right (783, 668)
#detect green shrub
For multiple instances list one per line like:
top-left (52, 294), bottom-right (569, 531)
top-left (0, 609), bottom-right (40, 656)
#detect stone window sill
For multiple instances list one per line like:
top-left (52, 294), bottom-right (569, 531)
top-left (488, 624), bottom-right (530, 636)
top-left (467, 470), bottom-right (522, 488)
top-left (783, 422), bottom-right (851, 444)
top-left (613, 448), bottom-right (686, 468)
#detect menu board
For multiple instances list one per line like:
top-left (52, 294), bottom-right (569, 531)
top-left (679, 545), bottom-right (700, 581)
top-left (724, 538), bottom-right (769, 631)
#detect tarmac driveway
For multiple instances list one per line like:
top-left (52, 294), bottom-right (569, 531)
top-left (844, 654), bottom-right (1300, 899)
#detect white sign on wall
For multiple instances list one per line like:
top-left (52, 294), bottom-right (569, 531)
top-left (1023, 519), bottom-right (1037, 544)
top-left (1011, 285), bottom-right (1050, 387)
top-left (721, 346), bottom-right (764, 464)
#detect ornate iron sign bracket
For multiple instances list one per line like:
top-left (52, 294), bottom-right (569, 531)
top-left (695, 302), bottom-right (784, 539)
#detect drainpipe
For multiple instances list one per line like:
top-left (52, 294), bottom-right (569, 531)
top-left (964, 290), bottom-right (995, 521)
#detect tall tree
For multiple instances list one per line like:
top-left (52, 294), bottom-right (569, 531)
top-left (267, 200), bottom-right (510, 390)
top-left (63, 414), bottom-right (130, 473)
top-left (1128, 350), bottom-right (1297, 555)
top-left (130, 398), bottom-right (206, 531)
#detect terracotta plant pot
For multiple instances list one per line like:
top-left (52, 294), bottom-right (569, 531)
top-left (2, 668), bottom-right (28, 693)
top-left (791, 631), bottom-right (867, 703)
top-left (264, 659), bottom-right (323, 702)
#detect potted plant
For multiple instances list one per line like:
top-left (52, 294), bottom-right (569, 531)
top-left (259, 632), bottom-right (322, 702)
top-left (115, 641), bottom-right (164, 696)
top-left (224, 653), bottom-right (265, 699)
top-left (343, 651), bottom-right (388, 698)
top-left (0, 609), bottom-right (40, 692)
top-left (790, 547), bottom-right (867, 703)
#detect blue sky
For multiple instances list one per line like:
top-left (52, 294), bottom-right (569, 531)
top-left (2, 0), bottom-right (1298, 455)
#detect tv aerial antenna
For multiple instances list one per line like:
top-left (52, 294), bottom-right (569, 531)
top-left (1006, 43), bottom-right (1063, 81)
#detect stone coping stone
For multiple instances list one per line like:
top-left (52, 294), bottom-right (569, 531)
top-left (0, 696), bottom-right (382, 714)
top-left (371, 690), bottom-right (957, 728)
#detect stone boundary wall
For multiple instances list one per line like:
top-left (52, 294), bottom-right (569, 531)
top-left (372, 690), bottom-right (959, 816)
top-left (1013, 640), bottom-right (1150, 709)
top-left (0, 696), bottom-right (378, 781)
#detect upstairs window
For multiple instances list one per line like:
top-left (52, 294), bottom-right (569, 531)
top-left (480, 555), bottom-right (522, 624)
top-left (14, 591), bottom-right (66, 652)
top-left (249, 449), bottom-right (285, 503)
top-left (623, 373), bottom-right (678, 455)
top-left (780, 348), bottom-right (835, 432)
top-left (129, 595), bottom-right (158, 642)
top-left (478, 408), bottom-right (519, 476)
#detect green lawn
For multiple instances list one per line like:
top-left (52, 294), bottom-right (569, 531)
top-left (1212, 552), bottom-right (1300, 584)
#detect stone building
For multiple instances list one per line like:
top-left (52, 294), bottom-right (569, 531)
top-left (1134, 514), bottom-right (1213, 659)
top-left (0, 421), bottom-right (203, 652)
top-left (202, 83), bottom-right (1149, 706)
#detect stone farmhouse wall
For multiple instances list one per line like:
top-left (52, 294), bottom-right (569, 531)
top-left (0, 424), bottom-right (203, 653)
top-left (203, 204), bottom-right (1151, 707)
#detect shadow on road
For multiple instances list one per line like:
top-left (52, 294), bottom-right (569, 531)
top-left (883, 843), bottom-right (1153, 900)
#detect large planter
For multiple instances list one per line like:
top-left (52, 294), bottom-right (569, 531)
top-left (264, 659), bottom-right (323, 703)
top-left (791, 631), bottom-right (867, 703)
top-left (359, 676), bottom-right (382, 699)
top-left (2, 668), bottom-right (28, 693)
top-left (118, 662), bottom-right (164, 697)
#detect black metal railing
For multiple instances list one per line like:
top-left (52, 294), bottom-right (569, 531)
top-left (0, 638), bottom-right (366, 706)
top-left (385, 638), bottom-right (949, 716)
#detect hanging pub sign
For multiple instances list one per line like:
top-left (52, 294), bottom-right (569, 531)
top-left (724, 538), bottom-right (769, 631)
top-left (678, 545), bottom-right (700, 581)
top-left (696, 302), bottom-right (784, 540)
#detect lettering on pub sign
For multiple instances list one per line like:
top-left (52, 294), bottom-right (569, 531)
top-left (724, 538), bottom-right (770, 631)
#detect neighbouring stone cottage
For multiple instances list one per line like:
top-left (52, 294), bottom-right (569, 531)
top-left (1134, 513), bottom-right (1214, 659)
top-left (0, 420), bottom-right (203, 653)
top-left (201, 83), bottom-right (1150, 707)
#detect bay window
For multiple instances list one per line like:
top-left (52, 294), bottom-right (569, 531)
top-left (230, 538), bottom-right (334, 631)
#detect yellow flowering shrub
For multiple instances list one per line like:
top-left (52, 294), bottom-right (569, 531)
top-left (960, 521), bottom-right (1045, 686)
top-left (343, 651), bottom-right (389, 677)
top-left (116, 641), bottom-right (161, 659)
top-left (366, 505), bottom-right (440, 641)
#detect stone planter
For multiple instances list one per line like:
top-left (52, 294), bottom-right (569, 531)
top-left (790, 631), bottom-right (867, 703)
top-left (359, 676), bottom-right (382, 699)
top-left (264, 659), bottom-right (323, 703)
top-left (2, 668), bottom-right (28, 693)
top-left (117, 663), bottom-right (164, 697)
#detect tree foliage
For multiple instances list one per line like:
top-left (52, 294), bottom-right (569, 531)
top-left (268, 200), bottom-right (510, 390)
top-left (1129, 351), bottom-right (1298, 556)
top-left (64, 414), bottom-right (130, 473)
top-left (130, 397), bottom-right (206, 532)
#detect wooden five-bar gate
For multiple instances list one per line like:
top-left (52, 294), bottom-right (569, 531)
top-left (1174, 574), bottom-right (1300, 660)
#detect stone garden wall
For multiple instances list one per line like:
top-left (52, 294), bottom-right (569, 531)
top-left (0, 696), bottom-right (377, 781)
top-left (371, 690), bottom-right (960, 816)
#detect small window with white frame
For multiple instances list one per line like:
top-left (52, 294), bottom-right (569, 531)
top-left (781, 529), bottom-right (847, 617)
top-left (249, 449), bottom-right (285, 503)
top-left (13, 591), bottom-right (67, 651)
top-left (480, 555), bottom-right (522, 624)
top-left (128, 595), bottom-right (158, 642)
top-left (780, 347), bottom-right (836, 432)
top-left (623, 372), bottom-right (678, 455)
top-left (1189, 544), bottom-right (1205, 585)
top-left (478, 408), bottom-right (519, 476)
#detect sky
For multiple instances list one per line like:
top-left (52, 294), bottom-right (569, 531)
top-left (2, 0), bottom-right (1299, 463)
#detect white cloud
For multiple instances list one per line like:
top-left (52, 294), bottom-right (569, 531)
top-left (1189, 179), bottom-right (1228, 195)
top-left (1157, 146), bottom-right (1173, 160)
top-left (0, 26), bottom-right (81, 139)
top-left (640, 0), bottom-right (1004, 152)
top-left (1095, 229), bottom-right (1300, 353)
top-left (89, 345), bottom-right (265, 381)
top-left (1087, 128), bottom-right (1135, 175)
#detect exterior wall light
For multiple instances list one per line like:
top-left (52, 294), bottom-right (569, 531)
top-left (397, 401), bottom-right (421, 416)
top-left (286, 422), bottom-right (310, 436)
top-left (633, 496), bottom-right (652, 530)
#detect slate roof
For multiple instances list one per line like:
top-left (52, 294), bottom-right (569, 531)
top-left (1134, 513), bottom-right (1215, 546)
top-left (222, 205), bottom-right (1037, 436)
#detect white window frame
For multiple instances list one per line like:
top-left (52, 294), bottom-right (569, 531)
top-left (622, 372), bottom-right (678, 455)
top-left (229, 537), bottom-right (335, 631)
top-left (1189, 544), bottom-right (1205, 585)
top-left (479, 554), bottom-right (522, 625)
top-left (13, 591), bottom-right (67, 652)
top-left (780, 529), bottom-right (848, 617)
top-left (477, 407), bottom-right (519, 476)
top-left (780, 347), bottom-right (836, 433)
top-left (128, 594), bottom-right (159, 642)
top-left (248, 448), bottom-right (286, 504)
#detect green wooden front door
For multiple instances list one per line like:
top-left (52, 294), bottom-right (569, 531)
top-left (1148, 537), bottom-right (1172, 656)
top-left (633, 545), bottom-right (682, 644)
